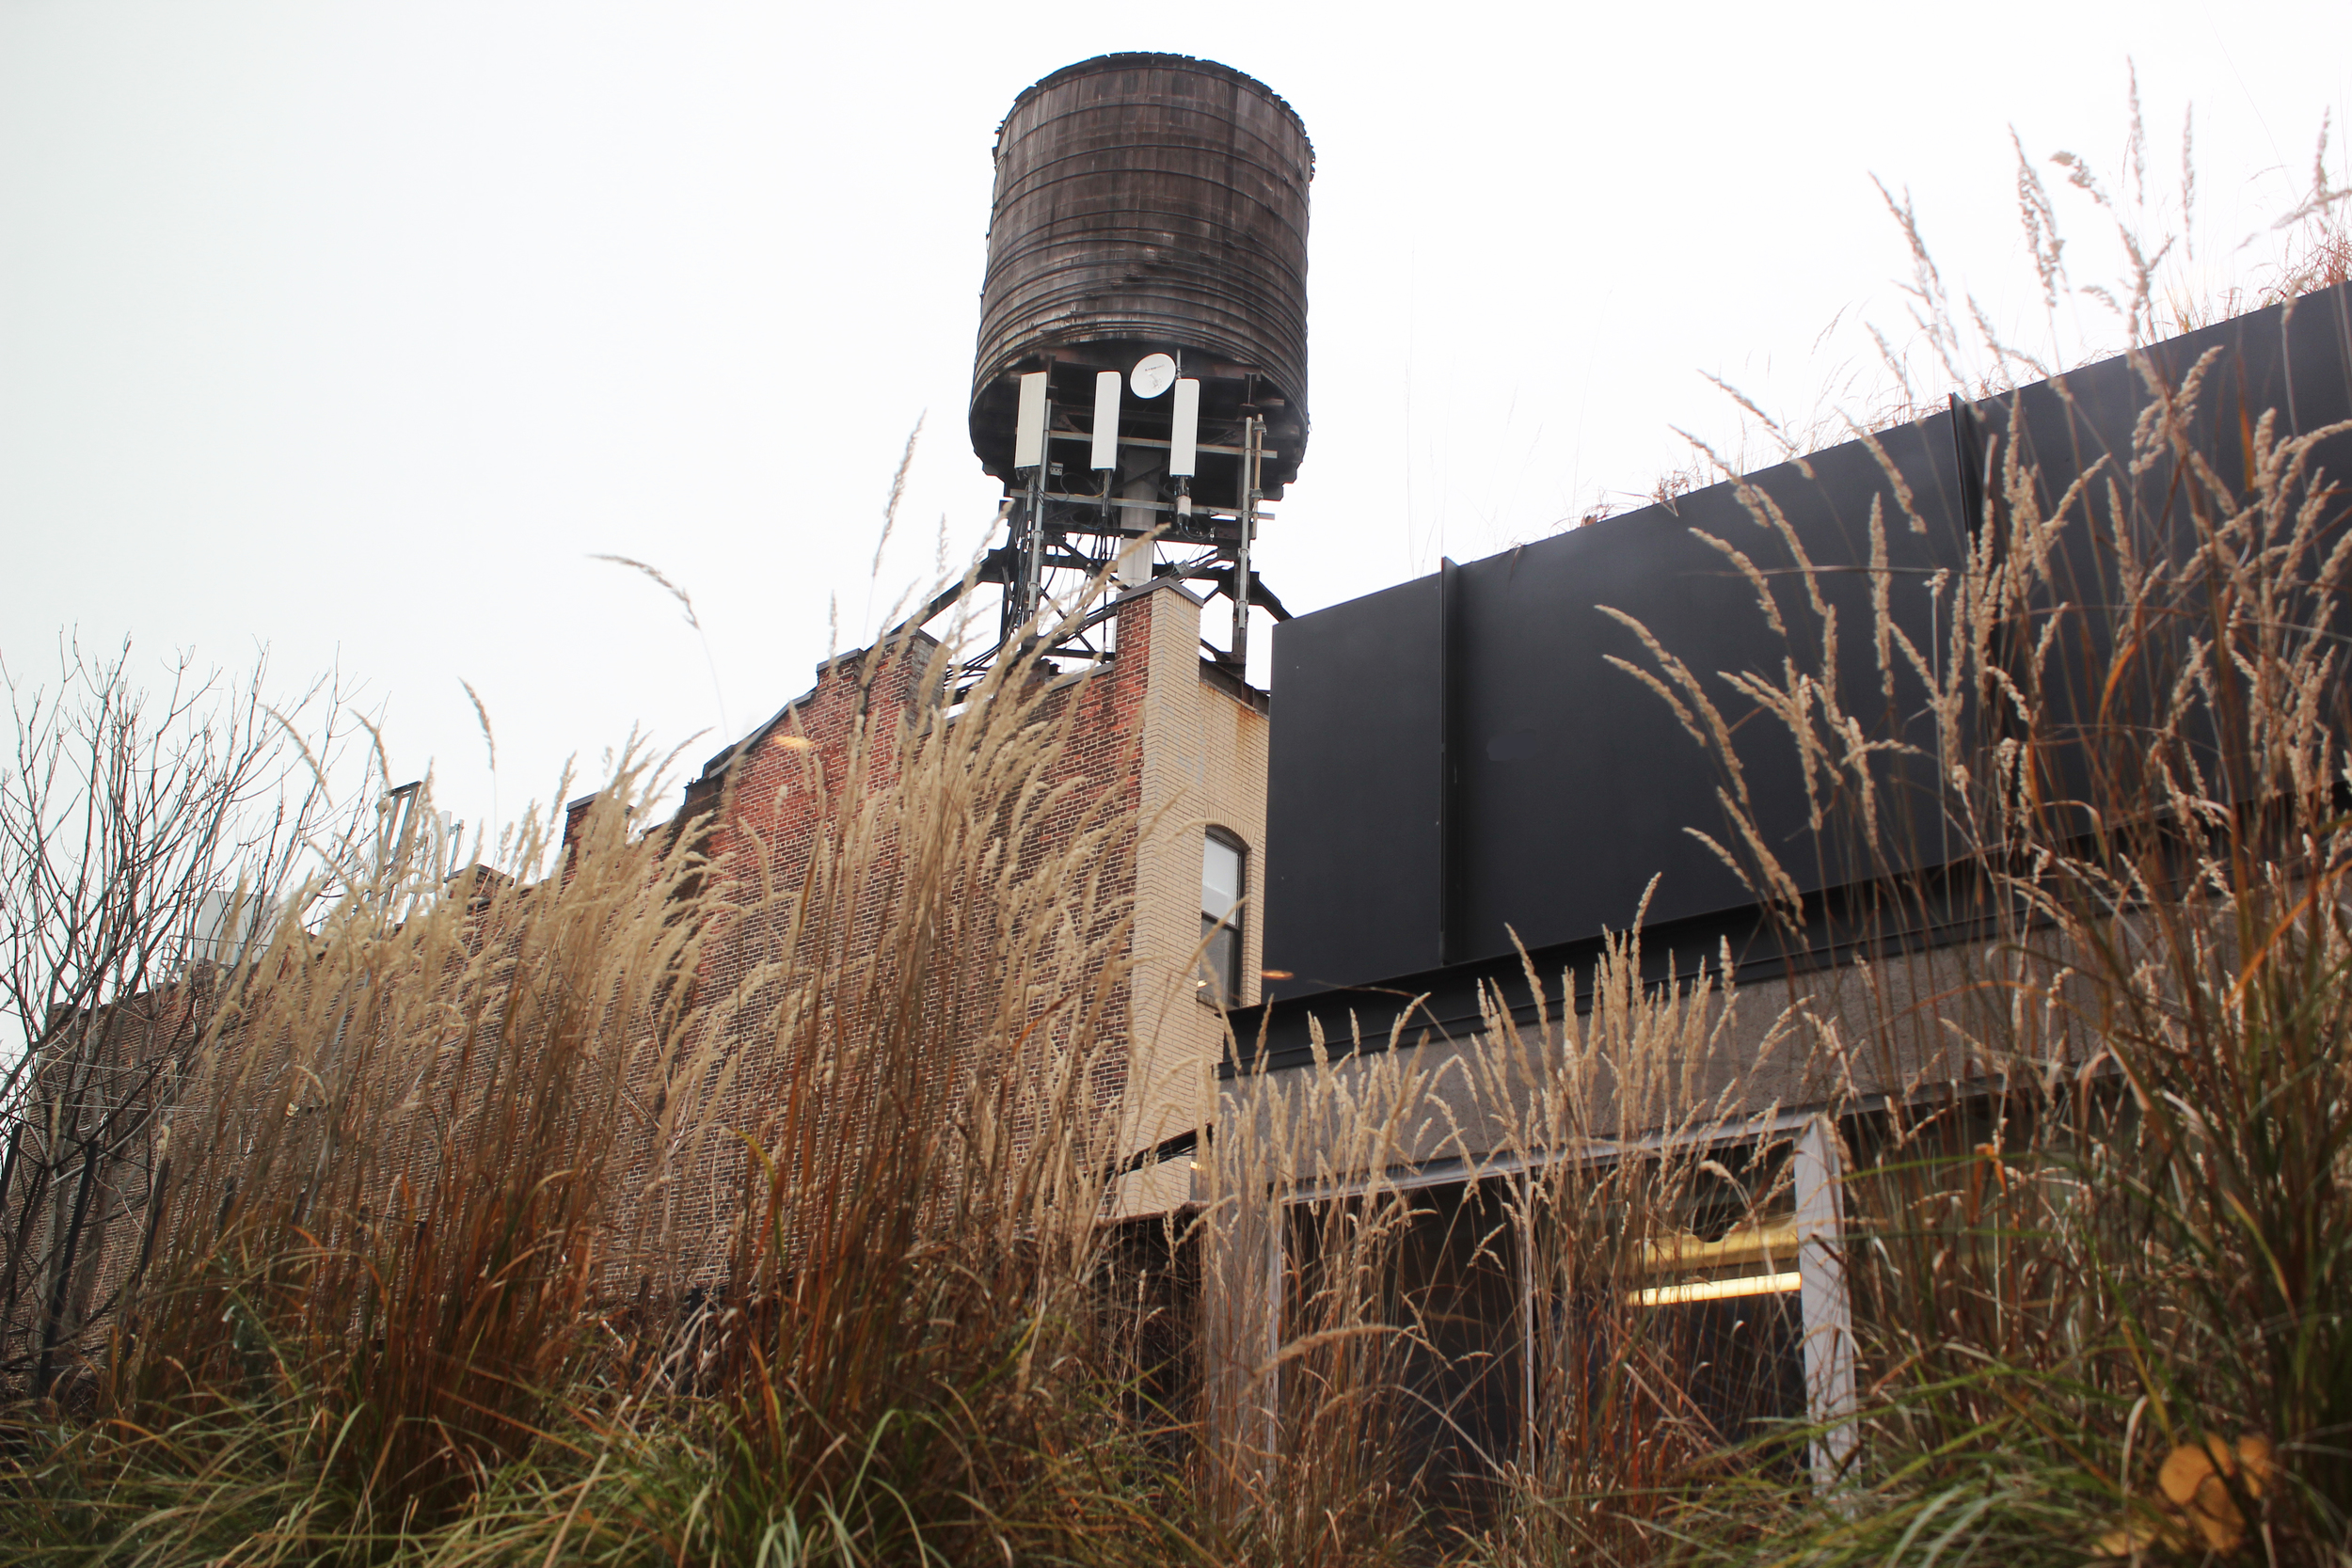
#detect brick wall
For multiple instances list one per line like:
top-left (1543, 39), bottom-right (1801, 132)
top-left (1119, 586), bottom-right (1269, 1216)
top-left (1, 978), bottom-right (209, 1390)
top-left (582, 578), bottom-right (1267, 1283)
top-left (7, 579), bottom-right (1272, 1358)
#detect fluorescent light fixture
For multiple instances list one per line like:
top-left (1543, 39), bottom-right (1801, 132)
top-left (1632, 1270), bottom-right (1802, 1307)
top-left (1640, 1220), bottom-right (1797, 1275)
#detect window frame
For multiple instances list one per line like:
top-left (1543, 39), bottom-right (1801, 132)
top-left (1199, 826), bottom-right (1248, 1007)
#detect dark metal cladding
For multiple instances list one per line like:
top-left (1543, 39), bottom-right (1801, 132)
top-left (970, 54), bottom-right (1312, 490)
top-left (1254, 283), bottom-right (2352, 1032)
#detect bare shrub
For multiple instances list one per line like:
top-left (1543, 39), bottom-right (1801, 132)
top-left (0, 641), bottom-right (341, 1402)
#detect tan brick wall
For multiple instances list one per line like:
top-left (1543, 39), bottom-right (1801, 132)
top-left (1118, 586), bottom-right (1269, 1216)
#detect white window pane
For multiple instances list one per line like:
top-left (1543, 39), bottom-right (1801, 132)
top-left (1200, 913), bottom-right (1240, 1005)
top-left (1201, 834), bottom-right (1241, 918)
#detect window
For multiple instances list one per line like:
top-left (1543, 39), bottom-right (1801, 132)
top-left (1199, 829), bottom-right (1245, 1006)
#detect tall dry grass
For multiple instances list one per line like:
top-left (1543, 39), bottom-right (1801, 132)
top-left (1585, 266), bottom-right (2352, 1565)
top-left (2, 746), bottom-right (718, 1557)
top-left (1194, 912), bottom-right (1820, 1566)
top-left (685, 628), bottom-right (1152, 1564)
top-left (7, 107), bottom-right (2352, 1568)
top-left (0, 619), bottom-right (1186, 1565)
top-left (1183, 113), bottom-right (2352, 1568)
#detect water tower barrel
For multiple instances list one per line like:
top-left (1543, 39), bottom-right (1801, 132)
top-left (971, 54), bottom-right (1312, 489)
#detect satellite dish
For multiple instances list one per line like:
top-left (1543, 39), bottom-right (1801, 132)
top-left (1130, 353), bottom-right (1177, 399)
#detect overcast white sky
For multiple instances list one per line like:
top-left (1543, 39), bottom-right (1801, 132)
top-left (4, 1), bottom-right (2345, 850)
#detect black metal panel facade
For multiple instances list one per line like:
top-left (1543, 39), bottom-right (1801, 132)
top-left (1260, 415), bottom-right (1969, 995)
top-left (1259, 284), bottom-right (2352, 1013)
top-left (1446, 412), bottom-right (1968, 969)
top-left (1263, 573), bottom-right (1446, 990)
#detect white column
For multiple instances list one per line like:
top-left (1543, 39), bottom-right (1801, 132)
top-left (1264, 1203), bottom-right (1283, 1466)
top-left (1199, 1084), bottom-right (1284, 1483)
top-left (1794, 1114), bottom-right (1857, 1489)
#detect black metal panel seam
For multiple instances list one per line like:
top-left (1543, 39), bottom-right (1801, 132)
top-left (1437, 557), bottom-right (1459, 968)
top-left (1947, 392), bottom-right (1985, 538)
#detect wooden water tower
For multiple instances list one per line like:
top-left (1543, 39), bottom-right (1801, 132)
top-left (946, 54), bottom-right (1312, 671)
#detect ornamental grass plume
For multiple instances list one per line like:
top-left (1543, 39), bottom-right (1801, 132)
top-left (0, 603), bottom-right (1186, 1564)
top-left (7, 90), bottom-right (2352, 1568)
top-left (1593, 135), bottom-right (2352, 1560)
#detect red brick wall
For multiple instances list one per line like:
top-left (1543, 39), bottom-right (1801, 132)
top-left (9, 586), bottom-right (1219, 1354)
top-left (588, 594), bottom-right (1166, 1291)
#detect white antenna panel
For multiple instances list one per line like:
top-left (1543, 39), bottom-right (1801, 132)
top-left (433, 810), bottom-right (465, 879)
top-left (191, 891), bottom-right (230, 963)
top-left (1090, 371), bottom-right (1120, 472)
top-left (1013, 372), bottom-right (1049, 469)
top-left (190, 883), bottom-right (275, 966)
top-left (1168, 378), bottom-right (1200, 477)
